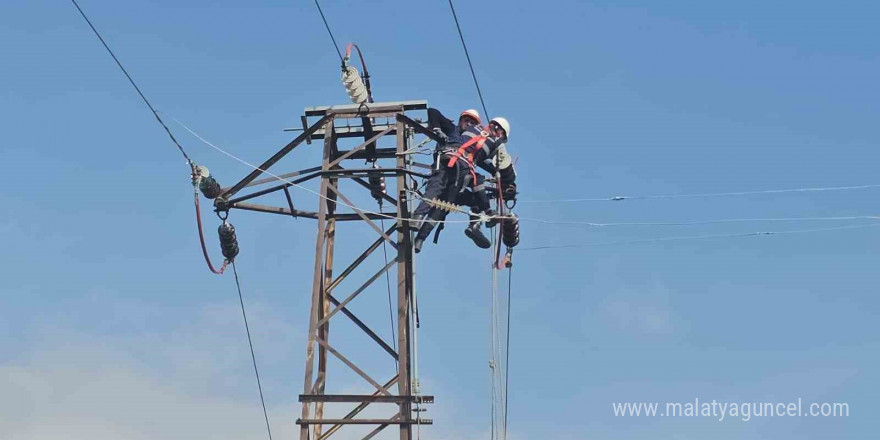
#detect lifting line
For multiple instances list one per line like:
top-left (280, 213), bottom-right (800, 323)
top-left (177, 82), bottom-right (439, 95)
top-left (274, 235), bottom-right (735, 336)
top-left (517, 183), bottom-right (880, 204)
top-left (444, 2), bottom-right (514, 437)
top-left (515, 222), bottom-right (880, 251)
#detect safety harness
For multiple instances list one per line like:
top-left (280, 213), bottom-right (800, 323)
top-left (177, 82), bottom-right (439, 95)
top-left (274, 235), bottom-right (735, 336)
top-left (446, 129), bottom-right (489, 185)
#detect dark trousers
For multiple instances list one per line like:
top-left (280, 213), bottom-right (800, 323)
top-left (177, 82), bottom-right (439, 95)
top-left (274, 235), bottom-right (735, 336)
top-left (413, 158), bottom-right (470, 240)
top-left (454, 173), bottom-right (491, 214)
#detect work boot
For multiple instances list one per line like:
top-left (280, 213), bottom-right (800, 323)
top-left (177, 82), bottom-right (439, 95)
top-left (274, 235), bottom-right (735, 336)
top-left (414, 237), bottom-right (424, 254)
top-left (464, 223), bottom-right (491, 249)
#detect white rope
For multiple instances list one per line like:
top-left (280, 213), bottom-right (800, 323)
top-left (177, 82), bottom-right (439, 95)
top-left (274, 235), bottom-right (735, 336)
top-left (518, 215), bottom-right (880, 227)
top-left (163, 113), bottom-right (486, 224)
top-left (167, 114), bottom-right (880, 234)
top-left (518, 184), bottom-right (880, 204)
top-left (516, 223), bottom-right (880, 251)
top-left (488, 263), bottom-right (498, 440)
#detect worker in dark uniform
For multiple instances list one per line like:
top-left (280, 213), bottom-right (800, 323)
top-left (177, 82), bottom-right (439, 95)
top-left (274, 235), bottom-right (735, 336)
top-left (412, 113), bottom-right (511, 253)
top-left (412, 108), bottom-right (482, 253)
top-left (457, 116), bottom-right (516, 232)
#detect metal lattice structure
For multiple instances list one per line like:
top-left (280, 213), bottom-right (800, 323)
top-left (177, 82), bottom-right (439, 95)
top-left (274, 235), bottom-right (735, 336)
top-left (215, 101), bottom-right (443, 440)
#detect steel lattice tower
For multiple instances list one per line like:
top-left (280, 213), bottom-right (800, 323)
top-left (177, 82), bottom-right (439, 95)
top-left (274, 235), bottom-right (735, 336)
top-left (215, 101), bottom-right (441, 440)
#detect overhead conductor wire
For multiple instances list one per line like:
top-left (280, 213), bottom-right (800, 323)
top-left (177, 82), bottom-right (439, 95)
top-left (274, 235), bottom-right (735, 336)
top-left (70, 4), bottom-right (272, 439)
top-left (233, 262), bottom-right (274, 440)
top-left (314, 0), bottom-right (344, 62)
top-left (517, 184), bottom-right (880, 204)
top-left (70, 0), bottom-right (192, 167)
top-left (447, 0), bottom-right (489, 119)
top-left (516, 223), bottom-right (880, 252)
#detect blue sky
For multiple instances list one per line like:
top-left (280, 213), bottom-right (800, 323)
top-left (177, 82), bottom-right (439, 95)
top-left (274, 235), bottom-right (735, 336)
top-left (2, 1), bottom-right (879, 439)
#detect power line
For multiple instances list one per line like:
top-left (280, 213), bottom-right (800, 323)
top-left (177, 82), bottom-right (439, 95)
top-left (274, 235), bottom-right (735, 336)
top-left (447, 0), bottom-right (489, 119)
top-left (167, 113), bottom-right (880, 232)
top-left (518, 215), bottom-right (880, 228)
top-left (232, 262), bottom-right (274, 440)
top-left (70, 0), bottom-right (192, 166)
top-left (314, 0), bottom-right (344, 63)
top-left (518, 184), bottom-right (880, 204)
top-left (516, 223), bottom-right (880, 251)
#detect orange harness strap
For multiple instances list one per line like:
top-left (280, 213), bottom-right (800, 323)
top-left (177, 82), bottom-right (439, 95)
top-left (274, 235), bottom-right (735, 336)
top-left (446, 133), bottom-right (487, 186)
top-left (447, 134), bottom-right (487, 168)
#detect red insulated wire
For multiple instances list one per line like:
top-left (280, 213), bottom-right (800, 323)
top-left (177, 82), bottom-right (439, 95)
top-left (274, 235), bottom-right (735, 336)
top-left (495, 179), bottom-right (505, 269)
top-left (194, 191), bottom-right (227, 275)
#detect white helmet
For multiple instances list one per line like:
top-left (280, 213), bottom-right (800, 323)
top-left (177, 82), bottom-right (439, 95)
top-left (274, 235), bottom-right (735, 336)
top-left (489, 117), bottom-right (510, 138)
top-left (459, 109), bottom-right (481, 124)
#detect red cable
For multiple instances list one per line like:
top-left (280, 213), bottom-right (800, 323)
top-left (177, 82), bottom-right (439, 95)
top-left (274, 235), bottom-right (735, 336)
top-left (194, 191), bottom-right (227, 275)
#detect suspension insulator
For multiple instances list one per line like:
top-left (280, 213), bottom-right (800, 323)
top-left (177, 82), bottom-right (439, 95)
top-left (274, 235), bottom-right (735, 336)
top-left (199, 175), bottom-right (222, 199)
top-left (218, 222), bottom-right (239, 261)
top-left (341, 66), bottom-right (369, 104)
top-left (368, 173), bottom-right (386, 201)
top-left (502, 214), bottom-right (520, 248)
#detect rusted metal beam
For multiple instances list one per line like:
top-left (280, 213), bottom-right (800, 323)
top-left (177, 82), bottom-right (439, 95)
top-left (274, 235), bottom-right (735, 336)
top-left (228, 202), bottom-right (398, 221)
top-left (299, 418), bottom-right (431, 426)
top-left (223, 114), bottom-right (331, 200)
top-left (317, 258), bottom-right (398, 327)
top-left (225, 172), bottom-right (321, 205)
top-left (327, 183), bottom-right (398, 248)
top-left (283, 187), bottom-right (296, 215)
top-left (361, 415), bottom-right (398, 440)
top-left (235, 166), bottom-right (323, 190)
top-left (230, 202), bottom-right (318, 219)
top-left (395, 118), bottom-right (414, 439)
top-left (397, 113), bottom-right (442, 144)
top-left (328, 126), bottom-right (395, 169)
top-left (314, 337), bottom-right (390, 395)
top-left (318, 376), bottom-right (399, 440)
top-left (327, 225), bottom-right (396, 292)
top-left (299, 395), bottom-right (432, 404)
top-left (304, 100), bottom-right (426, 117)
top-left (327, 293), bottom-right (398, 360)
top-left (300, 118), bottom-right (334, 440)
top-left (314, 186), bottom-right (337, 438)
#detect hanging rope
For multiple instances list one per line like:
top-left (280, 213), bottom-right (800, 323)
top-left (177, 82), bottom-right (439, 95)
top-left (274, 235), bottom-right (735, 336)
top-left (502, 267), bottom-right (513, 440)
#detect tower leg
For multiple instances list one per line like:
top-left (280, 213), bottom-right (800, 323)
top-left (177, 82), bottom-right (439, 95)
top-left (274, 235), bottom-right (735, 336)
top-left (300, 119), bottom-right (335, 440)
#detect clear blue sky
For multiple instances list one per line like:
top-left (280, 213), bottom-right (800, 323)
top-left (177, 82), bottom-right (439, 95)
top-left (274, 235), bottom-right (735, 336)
top-left (2, 1), bottom-right (879, 439)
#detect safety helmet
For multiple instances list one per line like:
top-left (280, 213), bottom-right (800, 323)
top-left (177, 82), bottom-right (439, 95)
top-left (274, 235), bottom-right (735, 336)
top-left (459, 109), bottom-right (481, 124)
top-left (489, 117), bottom-right (510, 138)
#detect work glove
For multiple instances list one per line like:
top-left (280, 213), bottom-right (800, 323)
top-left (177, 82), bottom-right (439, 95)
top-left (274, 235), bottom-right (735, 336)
top-left (432, 127), bottom-right (449, 143)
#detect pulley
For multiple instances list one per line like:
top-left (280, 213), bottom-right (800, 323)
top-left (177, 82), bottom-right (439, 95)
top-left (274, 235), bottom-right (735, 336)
top-left (218, 221), bottom-right (240, 261)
